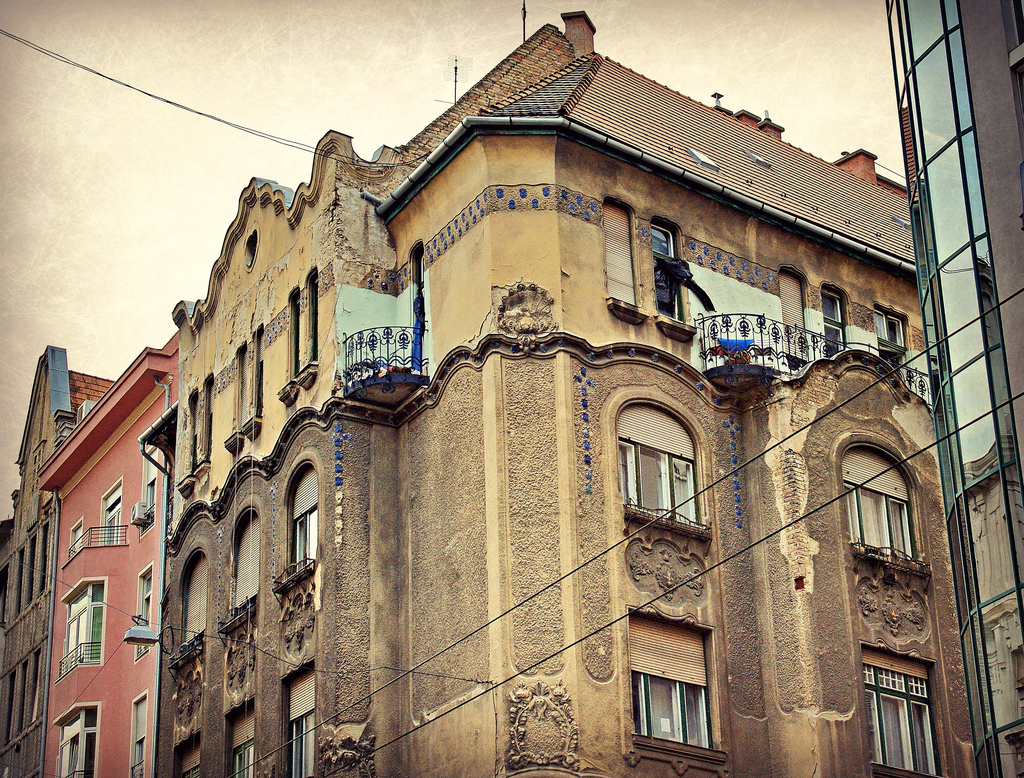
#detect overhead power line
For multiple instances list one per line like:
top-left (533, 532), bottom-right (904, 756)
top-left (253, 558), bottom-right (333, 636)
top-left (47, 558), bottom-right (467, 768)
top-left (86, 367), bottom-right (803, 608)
top-left (339, 386), bottom-right (1024, 769)
top-left (0, 27), bottom-right (428, 169)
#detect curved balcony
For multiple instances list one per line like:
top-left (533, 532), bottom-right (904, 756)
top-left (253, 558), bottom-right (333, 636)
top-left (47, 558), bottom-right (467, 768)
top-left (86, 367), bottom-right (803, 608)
top-left (697, 313), bottom-right (931, 403)
top-left (342, 327), bottom-right (428, 406)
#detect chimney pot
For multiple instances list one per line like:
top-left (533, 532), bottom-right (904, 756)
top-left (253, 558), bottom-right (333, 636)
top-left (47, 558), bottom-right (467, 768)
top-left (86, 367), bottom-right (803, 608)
top-left (561, 10), bottom-right (596, 57)
top-left (833, 148), bottom-right (878, 185)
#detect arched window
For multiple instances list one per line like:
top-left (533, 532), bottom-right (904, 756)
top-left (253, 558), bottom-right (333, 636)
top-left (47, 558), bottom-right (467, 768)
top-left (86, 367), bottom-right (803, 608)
top-left (291, 468), bottom-right (318, 564)
top-left (617, 405), bottom-right (698, 525)
top-left (843, 447), bottom-right (914, 557)
top-left (604, 202), bottom-right (635, 305)
top-left (183, 554), bottom-right (209, 639)
top-left (234, 514), bottom-right (260, 607)
top-left (289, 288), bottom-right (301, 377)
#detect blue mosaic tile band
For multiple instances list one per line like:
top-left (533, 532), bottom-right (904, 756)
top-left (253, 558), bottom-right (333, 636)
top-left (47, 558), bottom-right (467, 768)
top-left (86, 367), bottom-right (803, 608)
top-left (574, 364), bottom-right (596, 496)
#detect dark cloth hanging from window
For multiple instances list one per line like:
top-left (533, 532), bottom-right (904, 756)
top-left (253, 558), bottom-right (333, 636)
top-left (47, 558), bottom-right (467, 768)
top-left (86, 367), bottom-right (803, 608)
top-left (654, 254), bottom-right (692, 308)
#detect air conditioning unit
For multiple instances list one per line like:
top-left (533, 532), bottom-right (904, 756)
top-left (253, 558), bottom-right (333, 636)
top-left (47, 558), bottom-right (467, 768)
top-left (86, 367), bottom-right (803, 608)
top-left (130, 501), bottom-right (154, 526)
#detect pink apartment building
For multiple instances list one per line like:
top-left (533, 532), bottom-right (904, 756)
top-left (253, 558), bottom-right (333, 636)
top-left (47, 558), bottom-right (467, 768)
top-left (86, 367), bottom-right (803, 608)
top-left (39, 335), bottom-right (177, 778)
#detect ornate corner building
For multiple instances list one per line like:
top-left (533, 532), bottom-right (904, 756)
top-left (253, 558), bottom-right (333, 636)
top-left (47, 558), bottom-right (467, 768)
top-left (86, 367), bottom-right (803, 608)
top-left (158, 11), bottom-right (973, 778)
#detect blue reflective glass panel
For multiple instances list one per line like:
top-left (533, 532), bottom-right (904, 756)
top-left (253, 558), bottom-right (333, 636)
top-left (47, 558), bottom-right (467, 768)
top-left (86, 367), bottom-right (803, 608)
top-left (924, 142), bottom-right (970, 263)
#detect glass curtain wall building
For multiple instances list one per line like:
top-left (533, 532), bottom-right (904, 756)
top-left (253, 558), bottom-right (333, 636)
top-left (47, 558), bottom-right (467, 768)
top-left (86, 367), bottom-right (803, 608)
top-left (888, 1), bottom-right (1024, 774)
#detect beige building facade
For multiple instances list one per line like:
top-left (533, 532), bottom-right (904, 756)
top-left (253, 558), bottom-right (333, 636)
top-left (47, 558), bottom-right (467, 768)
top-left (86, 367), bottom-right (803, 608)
top-left (159, 13), bottom-right (971, 778)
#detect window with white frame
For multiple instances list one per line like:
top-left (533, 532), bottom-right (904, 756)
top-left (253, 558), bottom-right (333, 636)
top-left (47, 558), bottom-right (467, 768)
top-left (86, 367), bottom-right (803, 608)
top-left (69, 520), bottom-right (84, 560)
top-left (63, 583), bottom-right (104, 673)
top-left (874, 308), bottom-right (906, 363)
top-left (131, 695), bottom-right (147, 777)
top-left (629, 616), bottom-right (711, 748)
top-left (617, 405), bottom-right (698, 525)
top-left (288, 670), bottom-right (315, 778)
top-left (137, 569), bottom-right (153, 659)
top-left (103, 484), bottom-right (122, 527)
top-left (143, 449), bottom-right (159, 513)
top-left (652, 224), bottom-right (683, 319)
top-left (57, 707), bottom-right (97, 778)
top-left (231, 707), bottom-right (255, 778)
top-left (821, 289), bottom-right (845, 352)
top-left (863, 650), bottom-right (937, 774)
top-left (844, 447), bottom-right (915, 558)
top-left (291, 469), bottom-right (318, 565)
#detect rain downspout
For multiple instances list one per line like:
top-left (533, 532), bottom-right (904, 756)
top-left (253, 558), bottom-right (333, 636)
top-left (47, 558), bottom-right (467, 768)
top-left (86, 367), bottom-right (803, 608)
top-left (38, 491), bottom-right (61, 778)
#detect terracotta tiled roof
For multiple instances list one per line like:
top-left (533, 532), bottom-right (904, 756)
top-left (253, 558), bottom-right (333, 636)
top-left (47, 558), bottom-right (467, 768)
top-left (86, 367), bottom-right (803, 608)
top-left (398, 24), bottom-right (577, 160)
top-left (491, 56), bottom-right (914, 262)
top-left (68, 371), bottom-right (112, 412)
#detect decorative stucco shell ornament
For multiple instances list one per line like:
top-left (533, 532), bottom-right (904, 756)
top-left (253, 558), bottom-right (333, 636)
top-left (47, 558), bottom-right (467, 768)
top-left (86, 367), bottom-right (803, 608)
top-left (497, 283), bottom-right (556, 351)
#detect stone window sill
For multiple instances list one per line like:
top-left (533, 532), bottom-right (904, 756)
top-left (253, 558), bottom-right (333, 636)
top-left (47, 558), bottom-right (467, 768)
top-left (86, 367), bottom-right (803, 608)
top-left (871, 763), bottom-right (936, 778)
top-left (278, 380), bottom-right (300, 407)
top-left (224, 430), bottom-right (245, 455)
top-left (626, 734), bottom-right (727, 772)
top-left (607, 297), bottom-right (650, 325)
top-left (655, 315), bottom-right (697, 343)
top-left (241, 415), bottom-right (262, 440)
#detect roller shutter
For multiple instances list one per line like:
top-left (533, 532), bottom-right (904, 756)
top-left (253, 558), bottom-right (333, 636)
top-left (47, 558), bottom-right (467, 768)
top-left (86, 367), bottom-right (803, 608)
top-left (779, 271), bottom-right (805, 328)
top-left (862, 647), bottom-right (928, 679)
top-left (290, 670), bottom-right (316, 720)
top-left (294, 469), bottom-right (318, 516)
top-left (604, 204), bottom-right (635, 305)
top-left (235, 517), bottom-right (260, 606)
top-left (618, 405), bottom-right (695, 461)
top-left (843, 448), bottom-right (909, 501)
top-left (181, 740), bottom-right (200, 771)
top-left (233, 708), bottom-right (255, 748)
top-left (629, 616), bottom-right (706, 686)
top-left (184, 555), bottom-right (208, 636)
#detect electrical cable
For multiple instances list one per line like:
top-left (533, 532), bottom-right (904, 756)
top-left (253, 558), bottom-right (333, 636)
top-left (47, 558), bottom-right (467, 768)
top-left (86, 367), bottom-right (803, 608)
top-left (331, 387), bottom-right (1024, 769)
top-left (246, 282), bottom-right (1024, 765)
top-left (252, 287), bottom-right (1024, 770)
top-left (0, 27), bottom-right (429, 170)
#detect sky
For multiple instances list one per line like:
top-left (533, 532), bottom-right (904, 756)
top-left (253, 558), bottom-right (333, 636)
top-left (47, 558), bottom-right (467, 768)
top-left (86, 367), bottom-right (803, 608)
top-left (0, 0), bottom-right (905, 504)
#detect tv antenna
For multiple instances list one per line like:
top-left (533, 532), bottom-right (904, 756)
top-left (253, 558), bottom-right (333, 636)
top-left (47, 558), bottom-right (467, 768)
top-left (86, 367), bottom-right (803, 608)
top-left (522, 1), bottom-right (527, 42)
top-left (444, 55), bottom-right (473, 104)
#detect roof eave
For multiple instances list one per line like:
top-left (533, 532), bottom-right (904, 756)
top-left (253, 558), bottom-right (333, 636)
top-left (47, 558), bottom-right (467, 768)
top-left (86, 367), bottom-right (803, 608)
top-left (375, 116), bottom-right (914, 276)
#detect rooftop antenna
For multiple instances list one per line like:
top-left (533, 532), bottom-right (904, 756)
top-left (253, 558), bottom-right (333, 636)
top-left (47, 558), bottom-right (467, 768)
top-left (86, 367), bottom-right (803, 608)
top-left (444, 54), bottom-right (473, 104)
top-left (522, 1), bottom-right (527, 42)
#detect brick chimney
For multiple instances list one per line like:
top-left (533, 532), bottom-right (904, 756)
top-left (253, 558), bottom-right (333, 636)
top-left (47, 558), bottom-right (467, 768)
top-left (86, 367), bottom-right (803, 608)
top-left (561, 11), bottom-right (596, 57)
top-left (733, 109), bottom-right (761, 129)
top-left (757, 113), bottom-right (785, 140)
top-left (834, 149), bottom-right (878, 185)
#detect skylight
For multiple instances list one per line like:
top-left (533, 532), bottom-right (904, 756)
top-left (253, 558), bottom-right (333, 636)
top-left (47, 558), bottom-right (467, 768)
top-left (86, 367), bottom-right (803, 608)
top-left (743, 149), bottom-right (771, 169)
top-left (892, 215), bottom-right (912, 230)
top-left (686, 147), bottom-right (721, 172)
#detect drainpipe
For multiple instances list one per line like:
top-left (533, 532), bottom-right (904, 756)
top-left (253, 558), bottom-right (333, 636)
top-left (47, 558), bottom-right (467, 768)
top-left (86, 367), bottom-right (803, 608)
top-left (148, 375), bottom-right (171, 778)
top-left (38, 491), bottom-right (61, 778)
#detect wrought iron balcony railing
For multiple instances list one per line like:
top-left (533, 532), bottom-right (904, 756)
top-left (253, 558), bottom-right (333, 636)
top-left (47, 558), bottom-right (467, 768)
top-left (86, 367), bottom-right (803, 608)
top-left (68, 524), bottom-right (128, 560)
top-left (59, 641), bottom-right (101, 677)
top-left (623, 502), bottom-right (712, 541)
top-left (131, 761), bottom-right (145, 778)
top-left (697, 313), bottom-right (931, 404)
top-left (342, 327), bottom-right (428, 400)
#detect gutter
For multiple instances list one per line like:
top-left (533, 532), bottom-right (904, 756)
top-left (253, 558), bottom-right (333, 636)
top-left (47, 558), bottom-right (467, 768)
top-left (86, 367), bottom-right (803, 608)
top-left (38, 492), bottom-right (60, 778)
top-left (375, 115), bottom-right (915, 276)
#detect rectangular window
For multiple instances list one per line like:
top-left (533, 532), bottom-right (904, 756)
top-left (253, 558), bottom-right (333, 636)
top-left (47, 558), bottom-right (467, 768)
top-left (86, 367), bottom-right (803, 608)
top-left (28, 650), bottom-right (40, 724)
top-left (58, 707), bottom-right (97, 778)
top-left (189, 391), bottom-right (199, 469)
top-left (231, 708), bottom-right (255, 778)
top-left (308, 272), bottom-right (319, 364)
top-left (619, 441), bottom-right (697, 524)
top-left (629, 617), bottom-right (710, 748)
top-left (254, 326), bottom-right (265, 417)
top-left (203, 376), bottom-right (214, 461)
top-left (15, 548), bottom-right (23, 615)
top-left (604, 202), bottom-right (635, 305)
top-left (104, 485), bottom-right (122, 527)
top-left (143, 453), bottom-right (158, 513)
top-left (16, 660), bottom-right (26, 733)
top-left (39, 523), bottom-right (49, 595)
top-left (290, 290), bottom-right (301, 378)
top-left (132, 696), bottom-right (147, 777)
top-left (62, 583), bottom-right (104, 675)
top-left (26, 534), bottom-right (36, 603)
top-left (5, 670), bottom-right (15, 742)
top-left (179, 737), bottom-right (200, 778)
top-left (69, 520), bottom-right (84, 561)
top-left (137, 570), bottom-right (153, 660)
top-left (0, 565), bottom-right (7, 625)
top-left (288, 670), bottom-right (315, 778)
top-left (863, 654), bottom-right (937, 774)
top-left (846, 487), bottom-right (913, 557)
top-left (237, 342), bottom-right (248, 425)
top-left (652, 225), bottom-right (683, 319)
top-left (821, 291), bottom-right (845, 349)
